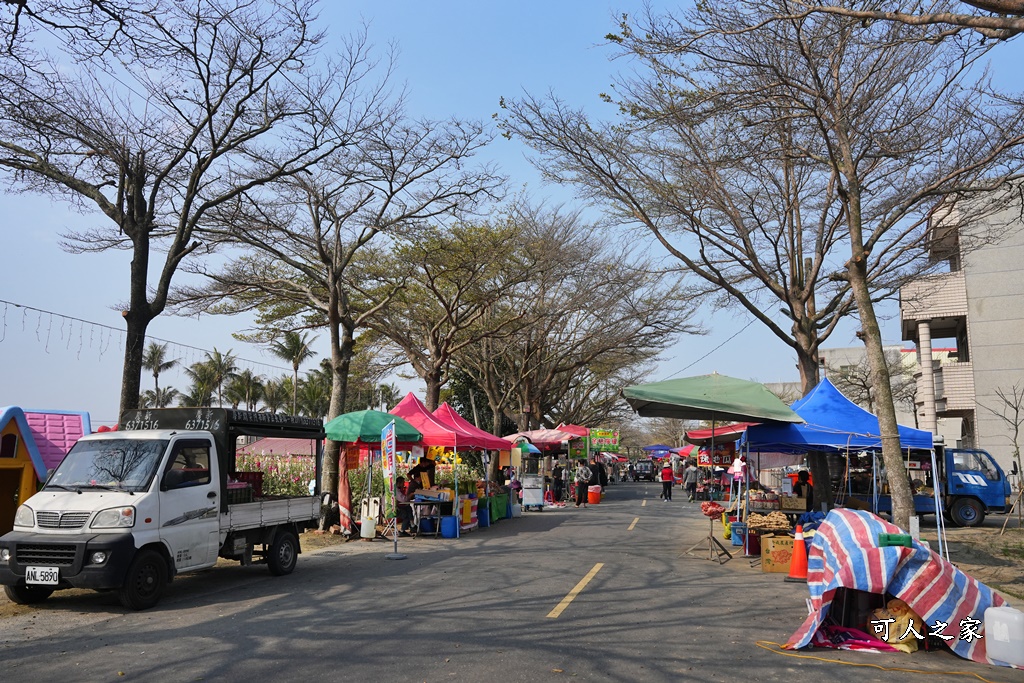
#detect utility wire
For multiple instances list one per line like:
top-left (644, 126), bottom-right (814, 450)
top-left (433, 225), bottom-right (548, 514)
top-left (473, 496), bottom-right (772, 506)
top-left (0, 297), bottom-right (292, 374)
top-left (660, 317), bottom-right (758, 381)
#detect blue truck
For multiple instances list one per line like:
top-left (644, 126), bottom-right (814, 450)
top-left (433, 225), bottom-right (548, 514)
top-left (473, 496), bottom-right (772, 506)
top-left (858, 445), bottom-right (1011, 527)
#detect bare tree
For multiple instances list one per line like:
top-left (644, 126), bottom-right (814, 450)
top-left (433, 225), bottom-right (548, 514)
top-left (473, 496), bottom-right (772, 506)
top-left (501, 0), bottom-right (1024, 528)
top-left (173, 97), bottom-right (502, 529)
top-left (0, 0), bottom-right (351, 416)
top-left (983, 382), bottom-right (1024, 482)
top-left (788, 0), bottom-right (1024, 40)
top-left (828, 349), bottom-right (917, 416)
top-left (455, 206), bottom-right (701, 433)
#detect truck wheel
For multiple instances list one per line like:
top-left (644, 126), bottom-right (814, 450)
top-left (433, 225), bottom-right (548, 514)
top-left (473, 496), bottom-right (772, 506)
top-left (118, 549), bottom-right (167, 610)
top-left (950, 498), bottom-right (985, 527)
top-left (267, 529), bottom-right (298, 576)
top-left (4, 583), bottom-right (54, 605)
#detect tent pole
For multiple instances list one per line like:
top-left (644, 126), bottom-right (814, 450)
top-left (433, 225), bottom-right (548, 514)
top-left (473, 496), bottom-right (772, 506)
top-left (931, 447), bottom-right (948, 561)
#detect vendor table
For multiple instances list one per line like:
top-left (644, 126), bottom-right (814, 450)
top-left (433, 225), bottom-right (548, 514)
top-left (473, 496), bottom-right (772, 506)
top-left (484, 493), bottom-right (509, 523)
top-left (409, 501), bottom-right (442, 538)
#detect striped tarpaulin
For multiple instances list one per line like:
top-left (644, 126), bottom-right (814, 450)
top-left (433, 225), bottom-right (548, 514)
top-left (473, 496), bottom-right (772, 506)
top-left (785, 508), bottom-right (1016, 668)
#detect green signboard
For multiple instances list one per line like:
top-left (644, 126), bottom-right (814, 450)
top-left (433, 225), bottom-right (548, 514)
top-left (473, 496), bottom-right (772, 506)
top-left (589, 428), bottom-right (619, 453)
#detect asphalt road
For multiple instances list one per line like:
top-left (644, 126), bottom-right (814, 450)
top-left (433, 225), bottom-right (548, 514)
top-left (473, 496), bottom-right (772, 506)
top-left (1, 483), bottom-right (1018, 682)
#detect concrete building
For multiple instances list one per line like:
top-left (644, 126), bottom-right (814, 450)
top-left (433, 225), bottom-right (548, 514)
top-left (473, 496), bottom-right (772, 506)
top-left (900, 197), bottom-right (1024, 473)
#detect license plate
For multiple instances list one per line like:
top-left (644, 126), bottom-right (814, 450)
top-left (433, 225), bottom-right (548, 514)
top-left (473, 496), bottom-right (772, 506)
top-left (25, 566), bottom-right (59, 585)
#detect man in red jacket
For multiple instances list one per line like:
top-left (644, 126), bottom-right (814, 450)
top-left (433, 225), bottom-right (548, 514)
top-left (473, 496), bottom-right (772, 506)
top-left (660, 462), bottom-right (675, 501)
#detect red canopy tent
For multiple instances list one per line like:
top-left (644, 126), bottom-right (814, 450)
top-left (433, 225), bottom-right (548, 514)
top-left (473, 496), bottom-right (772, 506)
top-left (556, 423), bottom-right (589, 438)
top-left (433, 403), bottom-right (511, 451)
top-left (684, 422), bottom-right (757, 445)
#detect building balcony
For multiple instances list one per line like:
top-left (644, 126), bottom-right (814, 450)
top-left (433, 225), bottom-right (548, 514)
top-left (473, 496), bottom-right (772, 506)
top-left (900, 270), bottom-right (968, 341)
top-left (934, 361), bottom-right (975, 413)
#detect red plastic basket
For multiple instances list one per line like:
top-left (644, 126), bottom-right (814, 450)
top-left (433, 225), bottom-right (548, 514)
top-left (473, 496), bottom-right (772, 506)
top-left (232, 471), bottom-right (264, 498)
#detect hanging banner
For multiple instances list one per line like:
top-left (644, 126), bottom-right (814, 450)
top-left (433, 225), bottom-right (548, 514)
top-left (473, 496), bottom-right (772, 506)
top-left (697, 442), bottom-right (735, 467)
top-left (382, 421), bottom-right (397, 490)
top-left (344, 445), bottom-right (360, 470)
top-left (588, 428), bottom-right (619, 453)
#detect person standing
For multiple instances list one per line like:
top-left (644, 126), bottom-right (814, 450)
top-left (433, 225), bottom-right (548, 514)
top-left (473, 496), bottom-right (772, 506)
top-left (661, 461), bottom-right (674, 501)
top-left (574, 460), bottom-right (592, 508)
top-left (552, 462), bottom-right (564, 503)
top-left (683, 461), bottom-right (700, 502)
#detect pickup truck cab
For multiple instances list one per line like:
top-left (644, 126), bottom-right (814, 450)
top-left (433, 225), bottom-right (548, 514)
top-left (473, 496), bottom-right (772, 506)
top-left (0, 408), bottom-right (324, 609)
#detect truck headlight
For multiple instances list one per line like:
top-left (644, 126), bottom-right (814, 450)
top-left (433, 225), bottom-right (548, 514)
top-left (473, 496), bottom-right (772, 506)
top-left (91, 506), bottom-right (136, 528)
top-left (14, 505), bottom-right (34, 528)
top-left (0, 548), bottom-right (10, 563)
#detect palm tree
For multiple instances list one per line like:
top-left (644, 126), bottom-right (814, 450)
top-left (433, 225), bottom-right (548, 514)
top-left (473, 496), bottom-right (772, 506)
top-left (226, 370), bottom-right (263, 410)
top-left (261, 377), bottom-right (289, 414)
top-left (267, 331), bottom-right (318, 415)
top-left (204, 347), bottom-right (238, 407)
top-left (297, 369), bottom-right (331, 420)
top-left (181, 361), bottom-right (217, 407)
top-left (139, 387), bottom-right (180, 408)
top-left (141, 342), bottom-right (178, 395)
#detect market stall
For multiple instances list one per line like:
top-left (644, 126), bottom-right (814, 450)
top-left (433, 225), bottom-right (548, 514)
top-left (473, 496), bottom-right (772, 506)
top-left (623, 373), bottom-right (803, 564)
top-left (390, 394), bottom-right (517, 536)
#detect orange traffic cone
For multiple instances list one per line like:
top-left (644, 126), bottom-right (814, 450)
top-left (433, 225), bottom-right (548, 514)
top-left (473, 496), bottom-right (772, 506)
top-left (785, 524), bottom-right (808, 583)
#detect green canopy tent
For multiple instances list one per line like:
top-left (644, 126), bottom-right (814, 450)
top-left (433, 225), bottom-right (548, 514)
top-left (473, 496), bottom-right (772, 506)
top-left (621, 373), bottom-right (803, 424)
top-left (622, 373), bottom-right (803, 563)
top-left (324, 410), bottom-right (422, 444)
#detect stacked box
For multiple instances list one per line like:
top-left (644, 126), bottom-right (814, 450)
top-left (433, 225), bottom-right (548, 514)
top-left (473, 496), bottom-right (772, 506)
top-left (761, 534), bottom-right (795, 573)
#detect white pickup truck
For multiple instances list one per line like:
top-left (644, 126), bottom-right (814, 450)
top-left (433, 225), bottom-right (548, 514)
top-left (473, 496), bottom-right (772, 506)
top-left (0, 408), bottom-right (324, 610)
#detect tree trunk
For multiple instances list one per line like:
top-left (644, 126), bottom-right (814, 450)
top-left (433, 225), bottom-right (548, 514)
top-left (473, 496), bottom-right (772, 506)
top-left (324, 306), bottom-right (355, 531)
top-left (423, 369), bottom-right (442, 411)
top-left (845, 192), bottom-right (915, 530)
top-left (807, 450), bottom-right (833, 513)
top-left (795, 345), bottom-right (821, 397)
top-left (119, 311), bottom-right (149, 416)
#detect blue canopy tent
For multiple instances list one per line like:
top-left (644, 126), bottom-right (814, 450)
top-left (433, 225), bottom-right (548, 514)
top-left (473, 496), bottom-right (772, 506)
top-left (742, 379), bottom-right (943, 552)
top-left (743, 378), bottom-right (932, 453)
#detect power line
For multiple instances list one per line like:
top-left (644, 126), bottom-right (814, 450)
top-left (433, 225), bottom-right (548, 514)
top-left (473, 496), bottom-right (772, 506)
top-left (659, 317), bottom-right (758, 381)
top-left (0, 297), bottom-right (293, 375)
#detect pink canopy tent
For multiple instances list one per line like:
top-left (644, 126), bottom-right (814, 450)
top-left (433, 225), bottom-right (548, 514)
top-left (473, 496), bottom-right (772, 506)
top-left (433, 403), bottom-right (511, 451)
top-left (503, 428), bottom-right (576, 451)
top-left (390, 393), bottom-right (464, 447)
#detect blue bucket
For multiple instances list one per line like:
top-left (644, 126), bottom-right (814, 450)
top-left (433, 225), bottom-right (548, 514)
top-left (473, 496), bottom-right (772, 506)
top-left (440, 515), bottom-right (459, 538)
top-left (731, 523), bottom-right (747, 547)
top-left (478, 508), bottom-right (490, 528)
top-left (419, 518), bottom-right (435, 534)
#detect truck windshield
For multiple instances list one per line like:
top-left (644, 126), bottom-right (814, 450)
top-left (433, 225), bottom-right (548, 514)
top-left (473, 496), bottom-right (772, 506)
top-left (45, 439), bottom-right (169, 493)
top-left (953, 451), bottom-right (1001, 481)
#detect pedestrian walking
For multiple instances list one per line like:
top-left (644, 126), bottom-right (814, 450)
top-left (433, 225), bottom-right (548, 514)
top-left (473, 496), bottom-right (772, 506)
top-left (661, 462), bottom-right (674, 501)
top-left (683, 461), bottom-right (699, 502)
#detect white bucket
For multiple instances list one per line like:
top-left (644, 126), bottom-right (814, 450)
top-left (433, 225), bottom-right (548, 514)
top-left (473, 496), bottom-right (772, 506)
top-left (985, 605), bottom-right (1024, 666)
top-left (360, 517), bottom-right (376, 539)
top-left (511, 503), bottom-right (523, 518)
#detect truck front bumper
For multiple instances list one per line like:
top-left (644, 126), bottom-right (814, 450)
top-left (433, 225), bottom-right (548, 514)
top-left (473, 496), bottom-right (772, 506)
top-left (0, 531), bottom-right (136, 591)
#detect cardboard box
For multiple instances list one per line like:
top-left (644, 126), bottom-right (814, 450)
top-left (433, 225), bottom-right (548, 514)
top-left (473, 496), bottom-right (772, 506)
top-left (779, 496), bottom-right (808, 511)
top-left (761, 534), bottom-right (795, 573)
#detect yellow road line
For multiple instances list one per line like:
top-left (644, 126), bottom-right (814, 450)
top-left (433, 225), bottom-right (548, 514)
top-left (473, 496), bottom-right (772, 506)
top-left (641, 499), bottom-right (647, 507)
top-left (547, 563), bottom-right (604, 619)
top-left (627, 517), bottom-right (639, 531)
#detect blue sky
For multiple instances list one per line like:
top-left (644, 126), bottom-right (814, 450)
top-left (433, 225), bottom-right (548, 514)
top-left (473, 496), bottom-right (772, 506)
top-left (2, 1), bottom-right (1022, 426)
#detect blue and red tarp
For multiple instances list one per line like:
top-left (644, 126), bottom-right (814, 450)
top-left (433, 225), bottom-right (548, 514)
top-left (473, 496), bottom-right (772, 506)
top-left (786, 508), bottom-right (1016, 668)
